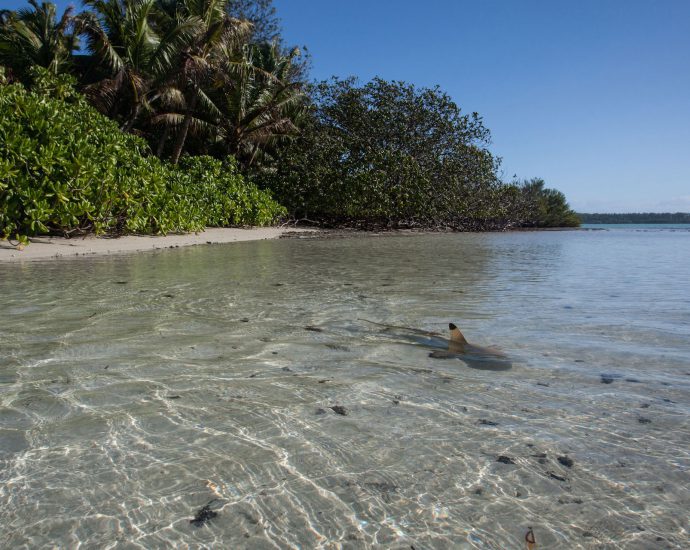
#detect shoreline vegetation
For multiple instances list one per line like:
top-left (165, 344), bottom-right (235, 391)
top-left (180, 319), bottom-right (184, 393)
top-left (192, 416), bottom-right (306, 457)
top-left (1, 0), bottom-right (580, 250)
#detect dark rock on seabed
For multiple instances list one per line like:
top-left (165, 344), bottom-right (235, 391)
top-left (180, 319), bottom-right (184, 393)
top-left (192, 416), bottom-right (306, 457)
top-left (547, 472), bottom-right (568, 482)
top-left (496, 455), bottom-right (516, 465)
top-left (478, 419), bottom-right (499, 426)
top-left (330, 405), bottom-right (348, 416)
top-left (558, 455), bottom-right (574, 468)
top-left (190, 501), bottom-right (218, 527)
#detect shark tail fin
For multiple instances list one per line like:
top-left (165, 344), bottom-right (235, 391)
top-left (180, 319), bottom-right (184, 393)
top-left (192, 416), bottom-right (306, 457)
top-left (449, 323), bottom-right (468, 344)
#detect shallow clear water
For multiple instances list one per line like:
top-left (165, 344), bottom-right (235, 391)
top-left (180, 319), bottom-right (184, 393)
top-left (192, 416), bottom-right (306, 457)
top-left (1, 229), bottom-right (689, 549)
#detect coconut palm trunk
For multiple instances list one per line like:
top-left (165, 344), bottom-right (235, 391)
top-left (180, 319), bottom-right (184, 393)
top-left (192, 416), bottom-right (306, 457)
top-left (156, 125), bottom-right (171, 157)
top-left (170, 93), bottom-right (198, 164)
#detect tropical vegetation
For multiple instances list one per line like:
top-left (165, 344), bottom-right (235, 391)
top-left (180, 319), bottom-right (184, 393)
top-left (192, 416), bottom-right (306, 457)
top-left (514, 178), bottom-right (581, 228)
top-left (1, 0), bottom-right (578, 244)
top-left (261, 78), bottom-right (500, 229)
top-left (259, 79), bottom-right (578, 229)
top-left (0, 68), bottom-right (284, 244)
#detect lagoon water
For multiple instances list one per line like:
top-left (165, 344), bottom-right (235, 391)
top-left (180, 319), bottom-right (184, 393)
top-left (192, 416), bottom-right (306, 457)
top-left (1, 227), bottom-right (689, 548)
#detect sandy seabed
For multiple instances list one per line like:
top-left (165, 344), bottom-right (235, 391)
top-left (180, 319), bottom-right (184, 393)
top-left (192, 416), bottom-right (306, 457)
top-left (0, 227), bottom-right (315, 262)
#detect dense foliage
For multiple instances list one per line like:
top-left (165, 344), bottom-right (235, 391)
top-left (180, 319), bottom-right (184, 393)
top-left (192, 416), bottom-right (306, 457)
top-left (0, 0), bottom-right (306, 168)
top-left (1, 0), bottom-right (581, 241)
top-left (0, 73), bottom-right (285, 243)
top-left (76, 0), bottom-right (306, 167)
top-left (0, 0), bottom-right (78, 83)
top-left (578, 212), bottom-right (690, 224)
top-left (259, 78), bottom-right (577, 230)
top-left (514, 178), bottom-right (580, 228)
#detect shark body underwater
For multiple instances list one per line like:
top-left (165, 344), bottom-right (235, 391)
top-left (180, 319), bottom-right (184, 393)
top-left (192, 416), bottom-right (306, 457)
top-left (363, 320), bottom-right (512, 371)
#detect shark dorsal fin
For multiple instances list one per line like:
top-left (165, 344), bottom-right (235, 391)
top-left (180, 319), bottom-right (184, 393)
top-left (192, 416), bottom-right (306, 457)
top-left (449, 323), bottom-right (468, 344)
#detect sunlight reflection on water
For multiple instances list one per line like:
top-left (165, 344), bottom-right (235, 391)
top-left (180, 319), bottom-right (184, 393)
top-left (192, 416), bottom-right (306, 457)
top-left (1, 229), bottom-right (689, 548)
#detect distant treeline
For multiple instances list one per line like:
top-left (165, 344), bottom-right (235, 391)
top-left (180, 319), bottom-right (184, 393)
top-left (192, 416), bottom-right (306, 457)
top-left (578, 213), bottom-right (690, 224)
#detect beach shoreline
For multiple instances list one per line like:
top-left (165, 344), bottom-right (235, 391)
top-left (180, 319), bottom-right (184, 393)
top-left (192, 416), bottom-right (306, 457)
top-left (0, 227), bottom-right (319, 262)
top-left (0, 225), bottom-right (586, 263)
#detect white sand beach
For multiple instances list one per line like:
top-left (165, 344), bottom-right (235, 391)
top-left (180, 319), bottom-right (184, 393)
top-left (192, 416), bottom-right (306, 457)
top-left (0, 227), bottom-right (314, 262)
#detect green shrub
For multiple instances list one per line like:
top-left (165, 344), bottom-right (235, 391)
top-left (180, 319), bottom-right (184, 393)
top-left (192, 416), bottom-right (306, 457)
top-left (517, 178), bottom-right (580, 228)
top-left (0, 73), bottom-right (285, 243)
top-left (260, 78), bottom-right (509, 229)
top-left (260, 78), bottom-right (580, 230)
top-left (179, 156), bottom-right (286, 228)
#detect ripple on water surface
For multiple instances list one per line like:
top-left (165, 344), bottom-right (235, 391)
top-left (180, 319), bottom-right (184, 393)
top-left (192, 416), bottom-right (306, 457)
top-left (1, 231), bottom-right (689, 548)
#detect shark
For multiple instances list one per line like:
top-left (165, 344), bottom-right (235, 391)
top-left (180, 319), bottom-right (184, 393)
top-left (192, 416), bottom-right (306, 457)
top-left (362, 320), bottom-right (512, 371)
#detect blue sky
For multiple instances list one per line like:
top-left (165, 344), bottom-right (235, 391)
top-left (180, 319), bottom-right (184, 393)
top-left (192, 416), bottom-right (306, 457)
top-left (273, 0), bottom-right (690, 212)
top-left (4, 0), bottom-right (689, 212)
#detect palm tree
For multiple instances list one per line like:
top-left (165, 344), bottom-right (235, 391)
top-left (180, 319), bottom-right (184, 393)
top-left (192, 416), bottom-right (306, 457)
top-left (1, 0), bottom-right (305, 169)
top-left (212, 41), bottom-right (305, 169)
top-left (162, 0), bottom-right (251, 163)
top-left (77, 0), bottom-right (197, 132)
top-left (0, 0), bottom-right (78, 84)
